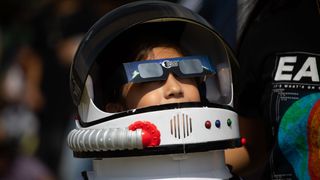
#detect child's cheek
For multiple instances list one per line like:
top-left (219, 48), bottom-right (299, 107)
top-left (136, 93), bottom-right (162, 108)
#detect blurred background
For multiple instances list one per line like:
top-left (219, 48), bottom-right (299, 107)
top-left (0, 0), bottom-right (237, 179)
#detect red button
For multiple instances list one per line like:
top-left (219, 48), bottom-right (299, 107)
top-left (129, 121), bottom-right (161, 147)
top-left (241, 137), bottom-right (247, 145)
top-left (205, 120), bottom-right (211, 129)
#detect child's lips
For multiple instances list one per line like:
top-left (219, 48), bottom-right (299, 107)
top-left (160, 99), bottom-right (199, 105)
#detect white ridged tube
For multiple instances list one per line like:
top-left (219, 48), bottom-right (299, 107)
top-left (67, 128), bottom-right (143, 152)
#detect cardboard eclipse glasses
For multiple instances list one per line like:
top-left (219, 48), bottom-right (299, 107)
top-left (123, 56), bottom-right (216, 83)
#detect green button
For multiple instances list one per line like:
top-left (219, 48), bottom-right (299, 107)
top-left (227, 118), bottom-right (232, 126)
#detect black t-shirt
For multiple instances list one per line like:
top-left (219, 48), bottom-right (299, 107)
top-left (237, 0), bottom-right (320, 179)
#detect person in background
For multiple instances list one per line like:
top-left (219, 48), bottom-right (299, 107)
top-left (237, 0), bottom-right (320, 179)
top-left (0, 0), bottom-right (56, 178)
top-left (0, 47), bottom-right (54, 180)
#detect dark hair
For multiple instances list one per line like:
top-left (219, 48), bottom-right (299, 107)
top-left (131, 41), bottom-right (184, 61)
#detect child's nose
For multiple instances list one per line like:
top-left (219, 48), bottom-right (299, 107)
top-left (163, 73), bottom-right (184, 99)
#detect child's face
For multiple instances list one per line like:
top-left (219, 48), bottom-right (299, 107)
top-left (122, 47), bottom-right (201, 109)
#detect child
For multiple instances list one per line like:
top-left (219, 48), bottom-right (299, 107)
top-left (68, 1), bottom-right (243, 179)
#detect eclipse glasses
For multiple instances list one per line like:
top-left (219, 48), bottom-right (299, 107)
top-left (122, 56), bottom-right (216, 83)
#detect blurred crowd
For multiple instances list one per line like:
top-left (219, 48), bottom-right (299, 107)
top-left (0, 0), bottom-right (237, 179)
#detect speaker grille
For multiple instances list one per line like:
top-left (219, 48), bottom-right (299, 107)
top-left (170, 113), bottom-right (192, 139)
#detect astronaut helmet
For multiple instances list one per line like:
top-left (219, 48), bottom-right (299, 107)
top-left (69, 0), bottom-right (240, 157)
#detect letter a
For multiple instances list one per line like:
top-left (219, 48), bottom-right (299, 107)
top-left (293, 57), bottom-right (319, 82)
